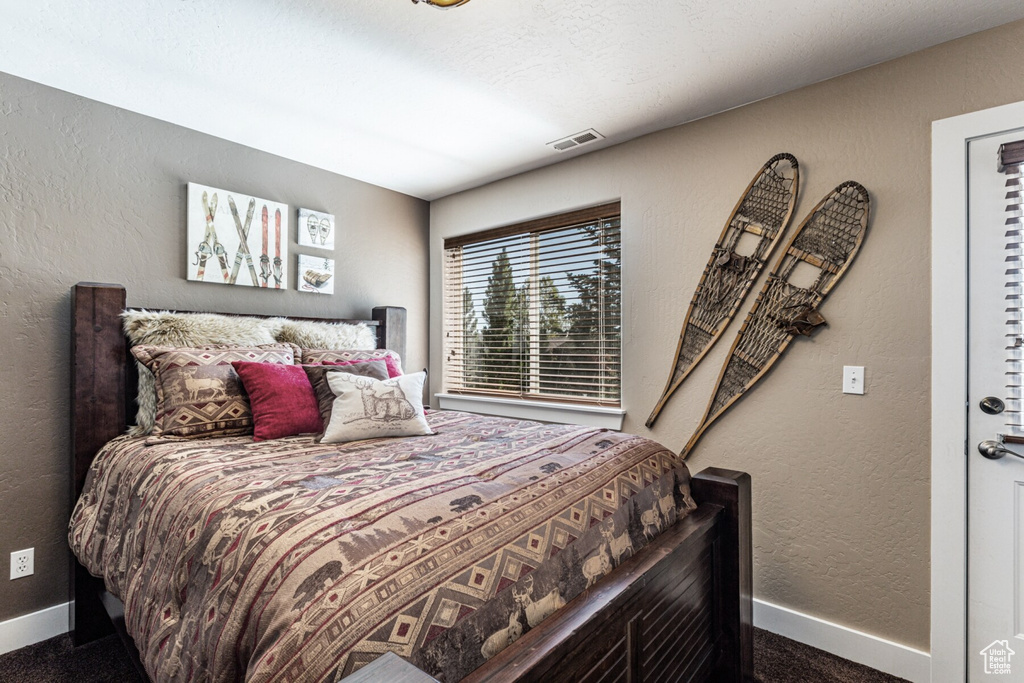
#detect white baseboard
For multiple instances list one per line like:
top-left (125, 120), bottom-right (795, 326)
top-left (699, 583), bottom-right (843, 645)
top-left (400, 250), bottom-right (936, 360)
top-left (754, 599), bottom-right (931, 682)
top-left (0, 602), bottom-right (69, 655)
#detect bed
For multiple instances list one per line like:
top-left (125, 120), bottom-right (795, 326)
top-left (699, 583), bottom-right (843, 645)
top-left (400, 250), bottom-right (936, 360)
top-left (69, 282), bottom-right (752, 682)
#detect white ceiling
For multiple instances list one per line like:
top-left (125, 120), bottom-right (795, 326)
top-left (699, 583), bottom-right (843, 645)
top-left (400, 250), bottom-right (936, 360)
top-left (1, 1), bottom-right (1022, 200)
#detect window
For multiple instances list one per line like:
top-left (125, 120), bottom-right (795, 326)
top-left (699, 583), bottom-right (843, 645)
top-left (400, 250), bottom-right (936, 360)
top-left (442, 202), bottom-right (621, 408)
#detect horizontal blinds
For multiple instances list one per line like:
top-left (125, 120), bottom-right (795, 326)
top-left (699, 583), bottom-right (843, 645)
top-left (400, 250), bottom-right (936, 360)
top-left (443, 209), bottom-right (621, 406)
top-left (1002, 141), bottom-right (1024, 435)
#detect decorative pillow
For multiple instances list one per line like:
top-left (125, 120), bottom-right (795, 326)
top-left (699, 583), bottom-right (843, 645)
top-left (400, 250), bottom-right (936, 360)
top-left (131, 344), bottom-right (296, 439)
top-left (270, 319), bottom-right (377, 351)
top-left (321, 371), bottom-right (431, 443)
top-left (232, 362), bottom-right (323, 441)
top-left (302, 361), bottom-right (389, 434)
top-left (122, 310), bottom-right (278, 436)
top-left (302, 349), bottom-right (404, 378)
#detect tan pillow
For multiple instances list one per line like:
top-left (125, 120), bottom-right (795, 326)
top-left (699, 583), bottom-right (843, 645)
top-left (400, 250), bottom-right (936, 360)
top-left (122, 310), bottom-right (278, 436)
top-left (131, 344), bottom-right (296, 439)
top-left (301, 361), bottom-right (389, 435)
top-left (321, 371), bottom-right (431, 443)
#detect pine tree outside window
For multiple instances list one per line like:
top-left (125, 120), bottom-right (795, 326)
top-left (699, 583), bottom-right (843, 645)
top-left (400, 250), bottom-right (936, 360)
top-left (442, 203), bottom-right (621, 407)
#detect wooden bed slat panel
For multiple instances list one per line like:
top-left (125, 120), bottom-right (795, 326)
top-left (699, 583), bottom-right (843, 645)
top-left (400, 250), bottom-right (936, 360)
top-left (71, 283), bottom-right (127, 497)
top-left (373, 306), bottom-right (407, 369)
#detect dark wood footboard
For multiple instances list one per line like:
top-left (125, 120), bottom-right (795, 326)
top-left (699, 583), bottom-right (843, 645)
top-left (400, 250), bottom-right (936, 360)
top-left (692, 468), bottom-right (753, 681)
top-left (462, 467), bottom-right (752, 683)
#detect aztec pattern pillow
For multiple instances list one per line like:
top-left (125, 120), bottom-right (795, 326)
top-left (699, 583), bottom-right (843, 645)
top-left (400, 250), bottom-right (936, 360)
top-left (321, 371), bottom-right (431, 443)
top-left (122, 311), bottom-right (277, 436)
top-left (131, 344), bottom-right (296, 439)
top-left (301, 348), bottom-right (404, 377)
top-left (302, 361), bottom-right (389, 436)
top-left (270, 319), bottom-right (377, 351)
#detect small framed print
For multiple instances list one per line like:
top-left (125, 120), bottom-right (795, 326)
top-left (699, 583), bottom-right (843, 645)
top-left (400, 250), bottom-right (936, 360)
top-left (298, 254), bottom-right (334, 295)
top-left (298, 209), bottom-right (335, 249)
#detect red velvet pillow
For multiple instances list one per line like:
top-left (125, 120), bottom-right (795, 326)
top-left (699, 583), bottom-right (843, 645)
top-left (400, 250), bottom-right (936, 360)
top-left (324, 356), bottom-right (403, 378)
top-left (232, 361), bottom-right (323, 441)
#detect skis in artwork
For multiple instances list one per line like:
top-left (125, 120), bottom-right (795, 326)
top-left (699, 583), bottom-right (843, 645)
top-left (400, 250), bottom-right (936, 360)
top-left (194, 191), bottom-right (230, 283)
top-left (228, 196), bottom-right (259, 286)
top-left (646, 153), bottom-right (800, 428)
top-left (186, 183), bottom-right (288, 288)
top-left (260, 205), bottom-right (270, 288)
top-left (681, 181), bottom-right (871, 458)
top-left (273, 209), bottom-right (283, 289)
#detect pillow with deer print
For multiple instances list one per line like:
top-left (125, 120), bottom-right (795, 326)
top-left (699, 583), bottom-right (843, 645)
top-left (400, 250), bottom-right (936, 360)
top-left (321, 371), bottom-right (432, 443)
top-left (131, 344), bottom-right (297, 439)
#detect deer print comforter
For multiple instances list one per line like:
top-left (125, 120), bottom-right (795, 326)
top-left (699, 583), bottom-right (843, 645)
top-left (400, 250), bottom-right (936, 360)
top-left (69, 410), bottom-right (695, 682)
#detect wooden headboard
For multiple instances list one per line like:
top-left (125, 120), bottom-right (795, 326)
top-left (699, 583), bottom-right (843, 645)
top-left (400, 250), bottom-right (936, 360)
top-left (70, 282), bottom-right (407, 499)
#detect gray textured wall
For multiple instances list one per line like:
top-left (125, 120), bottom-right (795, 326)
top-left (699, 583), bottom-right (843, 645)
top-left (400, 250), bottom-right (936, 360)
top-left (430, 19), bottom-right (1024, 650)
top-left (0, 72), bottom-right (429, 621)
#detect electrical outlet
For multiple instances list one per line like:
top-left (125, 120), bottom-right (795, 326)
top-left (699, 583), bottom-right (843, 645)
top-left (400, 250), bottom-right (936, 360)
top-left (10, 548), bottom-right (33, 580)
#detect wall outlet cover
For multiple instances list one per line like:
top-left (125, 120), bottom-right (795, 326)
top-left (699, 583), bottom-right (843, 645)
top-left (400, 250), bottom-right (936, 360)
top-left (10, 548), bottom-right (33, 580)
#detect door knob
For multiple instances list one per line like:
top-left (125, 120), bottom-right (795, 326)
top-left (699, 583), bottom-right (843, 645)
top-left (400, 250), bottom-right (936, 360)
top-left (978, 440), bottom-right (1024, 461)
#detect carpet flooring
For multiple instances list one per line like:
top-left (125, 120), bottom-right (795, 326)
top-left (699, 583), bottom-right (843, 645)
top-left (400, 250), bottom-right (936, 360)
top-left (0, 628), bottom-right (907, 682)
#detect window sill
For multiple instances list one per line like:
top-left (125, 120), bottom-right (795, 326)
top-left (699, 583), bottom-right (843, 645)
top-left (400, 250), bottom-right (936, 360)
top-left (434, 393), bottom-right (625, 431)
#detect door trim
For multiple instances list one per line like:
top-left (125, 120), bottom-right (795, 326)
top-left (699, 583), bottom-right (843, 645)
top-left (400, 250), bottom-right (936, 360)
top-left (931, 99), bottom-right (1024, 683)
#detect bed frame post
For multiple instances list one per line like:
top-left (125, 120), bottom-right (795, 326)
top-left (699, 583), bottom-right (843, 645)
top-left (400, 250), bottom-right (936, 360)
top-left (692, 467), bottom-right (753, 682)
top-left (372, 306), bottom-right (407, 365)
top-left (70, 282), bottom-right (128, 645)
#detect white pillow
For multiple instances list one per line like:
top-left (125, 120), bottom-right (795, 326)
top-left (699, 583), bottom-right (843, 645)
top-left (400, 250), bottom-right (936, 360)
top-left (322, 371), bottom-right (431, 443)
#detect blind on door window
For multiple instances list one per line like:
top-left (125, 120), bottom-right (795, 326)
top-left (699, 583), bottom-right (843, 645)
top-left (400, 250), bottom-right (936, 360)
top-left (443, 203), bottom-right (621, 406)
top-left (1000, 140), bottom-right (1024, 435)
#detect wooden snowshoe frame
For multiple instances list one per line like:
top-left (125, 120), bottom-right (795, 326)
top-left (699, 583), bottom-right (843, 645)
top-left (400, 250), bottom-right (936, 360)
top-left (682, 181), bottom-right (871, 458)
top-left (646, 153), bottom-right (800, 428)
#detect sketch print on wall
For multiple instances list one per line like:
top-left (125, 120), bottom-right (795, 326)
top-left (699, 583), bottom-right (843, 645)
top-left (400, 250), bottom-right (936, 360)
top-left (186, 182), bottom-right (288, 288)
top-left (298, 208), bottom-right (335, 249)
top-left (298, 254), bottom-right (335, 295)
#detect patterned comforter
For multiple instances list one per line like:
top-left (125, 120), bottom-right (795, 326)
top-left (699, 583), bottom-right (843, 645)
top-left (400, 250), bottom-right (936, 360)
top-left (69, 410), bottom-right (695, 682)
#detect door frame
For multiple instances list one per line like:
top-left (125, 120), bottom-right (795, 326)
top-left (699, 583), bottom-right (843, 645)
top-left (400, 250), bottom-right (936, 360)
top-left (932, 99), bottom-right (1024, 683)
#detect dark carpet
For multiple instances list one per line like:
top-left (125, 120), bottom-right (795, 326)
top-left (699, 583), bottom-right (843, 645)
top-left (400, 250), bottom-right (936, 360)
top-left (0, 628), bottom-right (907, 682)
top-left (752, 629), bottom-right (907, 683)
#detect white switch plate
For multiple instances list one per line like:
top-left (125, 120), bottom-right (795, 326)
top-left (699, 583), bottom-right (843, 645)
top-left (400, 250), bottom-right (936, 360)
top-left (843, 366), bottom-right (865, 395)
top-left (10, 548), bottom-right (33, 580)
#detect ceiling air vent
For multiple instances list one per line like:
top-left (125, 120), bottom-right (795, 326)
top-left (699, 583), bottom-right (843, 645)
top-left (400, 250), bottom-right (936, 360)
top-left (547, 128), bottom-right (604, 153)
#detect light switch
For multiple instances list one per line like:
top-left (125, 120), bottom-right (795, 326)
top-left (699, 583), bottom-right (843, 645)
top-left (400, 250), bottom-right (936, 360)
top-left (843, 366), bottom-right (865, 395)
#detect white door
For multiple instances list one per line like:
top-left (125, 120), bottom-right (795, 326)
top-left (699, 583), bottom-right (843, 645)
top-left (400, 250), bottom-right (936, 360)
top-left (968, 127), bottom-right (1024, 680)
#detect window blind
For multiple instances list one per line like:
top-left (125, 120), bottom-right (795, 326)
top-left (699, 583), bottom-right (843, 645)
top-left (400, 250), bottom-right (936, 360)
top-left (1000, 140), bottom-right (1024, 435)
top-left (443, 203), bottom-right (621, 406)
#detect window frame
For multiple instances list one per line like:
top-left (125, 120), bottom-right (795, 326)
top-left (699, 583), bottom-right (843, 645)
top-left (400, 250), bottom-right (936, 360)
top-left (438, 202), bottom-right (624, 428)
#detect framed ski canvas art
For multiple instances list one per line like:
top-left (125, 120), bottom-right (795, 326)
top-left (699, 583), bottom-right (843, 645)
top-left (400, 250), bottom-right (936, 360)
top-left (186, 182), bottom-right (289, 289)
top-left (298, 208), bottom-right (335, 249)
top-left (297, 254), bottom-right (335, 295)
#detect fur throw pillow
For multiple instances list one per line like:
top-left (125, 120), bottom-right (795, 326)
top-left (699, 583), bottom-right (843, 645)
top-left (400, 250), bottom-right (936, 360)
top-left (271, 319), bottom-right (377, 351)
top-left (122, 310), bottom-right (278, 436)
